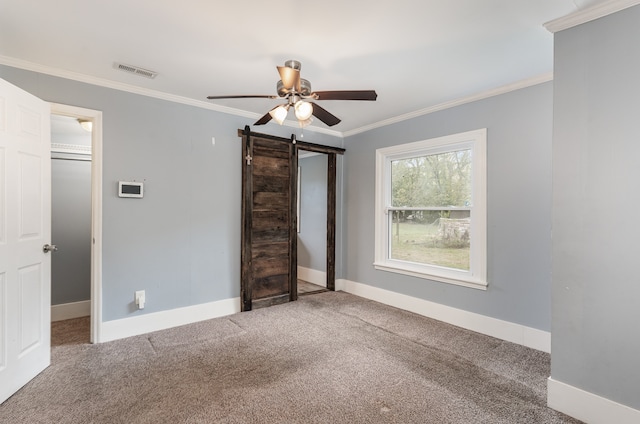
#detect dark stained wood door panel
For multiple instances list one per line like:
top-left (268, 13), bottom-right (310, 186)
top-left (239, 128), bottom-right (345, 312)
top-left (241, 129), bottom-right (297, 311)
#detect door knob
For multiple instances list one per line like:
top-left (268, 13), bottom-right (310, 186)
top-left (43, 244), bottom-right (58, 253)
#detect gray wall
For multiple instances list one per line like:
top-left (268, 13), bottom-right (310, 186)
top-left (343, 82), bottom-right (553, 331)
top-left (51, 156), bottom-right (92, 305)
top-left (297, 154), bottom-right (327, 272)
top-left (551, 5), bottom-right (640, 410)
top-left (0, 65), bottom-right (344, 322)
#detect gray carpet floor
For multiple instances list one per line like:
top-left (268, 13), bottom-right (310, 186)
top-left (0, 291), bottom-right (582, 423)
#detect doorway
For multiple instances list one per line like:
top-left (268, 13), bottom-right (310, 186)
top-left (50, 114), bottom-right (92, 340)
top-left (49, 104), bottom-right (103, 343)
top-left (296, 150), bottom-right (328, 296)
top-left (295, 141), bottom-right (343, 293)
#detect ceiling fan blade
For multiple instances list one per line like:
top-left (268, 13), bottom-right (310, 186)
top-left (254, 111), bottom-right (273, 125)
top-left (310, 102), bottom-right (341, 127)
top-left (311, 90), bottom-right (378, 101)
top-left (277, 66), bottom-right (301, 91)
top-left (207, 94), bottom-right (278, 99)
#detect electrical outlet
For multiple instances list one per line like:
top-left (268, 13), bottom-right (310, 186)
top-left (135, 290), bottom-right (145, 309)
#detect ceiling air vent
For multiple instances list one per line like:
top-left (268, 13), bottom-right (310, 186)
top-left (113, 62), bottom-right (158, 79)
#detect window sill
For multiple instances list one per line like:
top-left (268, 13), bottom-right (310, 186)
top-left (373, 261), bottom-right (488, 291)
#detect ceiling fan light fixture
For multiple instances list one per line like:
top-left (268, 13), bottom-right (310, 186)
top-left (294, 100), bottom-right (313, 121)
top-left (269, 104), bottom-right (290, 125)
top-left (298, 117), bottom-right (313, 128)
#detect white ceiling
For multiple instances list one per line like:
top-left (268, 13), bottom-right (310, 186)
top-left (50, 114), bottom-right (92, 147)
top-left (0, 0), bottom-right (605, 134)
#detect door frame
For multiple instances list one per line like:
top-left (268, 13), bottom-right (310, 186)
top-left (50, 103), bottom-right (102, 343)
top-left (295, 142), bottom-right (344, 291)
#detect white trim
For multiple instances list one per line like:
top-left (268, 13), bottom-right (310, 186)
top-left (343, 73), bottom-right (553, 137)
top-left (51, 301), bottom-right (90, 321)
top-left (0, 56), bottom-right (341, 138)
top-left (544, 0), bottom-right (640, 33)
top-left (297, 266), bottom-right (327, 287)
top-left (547, 377), bottom-right (640, 424)
top-left (99, 297), bottom-right (241, 343)
top-left (335, 279), bottom-right (551, 353)
top-left (372, 262), bottom-right (487, 290)
top-left (50, 103), bottom-right (103, 344)
top-left (51, 143), bottom-right (92, 155)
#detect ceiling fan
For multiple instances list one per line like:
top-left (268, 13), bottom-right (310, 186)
top-left (207, 60), bottom-right (377, 127)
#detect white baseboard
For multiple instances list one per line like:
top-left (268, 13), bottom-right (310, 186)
top-left (297, 266), bottom-right (327, 287)
top-left (99, 297), bottom-right (241, 343)
top-left (51, 300), bottom-right (91, 321)
top-left (335, 279), bottom-right (551, 353)
top-left (548, 377), bottom-right (640, 424)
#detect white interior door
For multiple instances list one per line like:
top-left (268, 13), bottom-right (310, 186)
top-left (0, 78), bottom-right (52, 404)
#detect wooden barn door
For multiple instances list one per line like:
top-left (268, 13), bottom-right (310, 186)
top-left (240, 128), bottom-right (297, 311)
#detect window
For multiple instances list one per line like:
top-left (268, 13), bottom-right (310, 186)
top-left (374, 129), bottom-right (487, 290)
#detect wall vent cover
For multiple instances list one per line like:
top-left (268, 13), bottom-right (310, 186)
top-left (113, 62), bottom-right (158, 79)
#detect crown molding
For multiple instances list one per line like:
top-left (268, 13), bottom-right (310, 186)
top-left (0, 55), bottom-right (341, 138)
top-left (0, 55), bottom-right (554, 140)
top-left (343, 72), bottom-right (553, 138)
top-left (544, 0), bottom-right (640, 33)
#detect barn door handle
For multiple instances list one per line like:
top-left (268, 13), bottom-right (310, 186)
top-left (43, 244), bottom-right (58, 253)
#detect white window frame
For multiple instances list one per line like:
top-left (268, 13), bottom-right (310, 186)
top-left (374, 128), bottom-right (487, 290)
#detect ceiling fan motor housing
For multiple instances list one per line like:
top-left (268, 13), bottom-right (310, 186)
top-left (284, 59), bottom-right (301, 70)
top-left (277, 78), bottom-right (312, 98)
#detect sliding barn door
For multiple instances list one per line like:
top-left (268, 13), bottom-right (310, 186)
top-left (241, 129), bottom-right (297, 311)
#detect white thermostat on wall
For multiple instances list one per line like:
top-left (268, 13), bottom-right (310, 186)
top-left (118, 181), bottom-right (144, 198)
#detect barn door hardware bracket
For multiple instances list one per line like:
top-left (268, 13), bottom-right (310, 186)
top-left (243, 125), bottom-right (252, 165)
